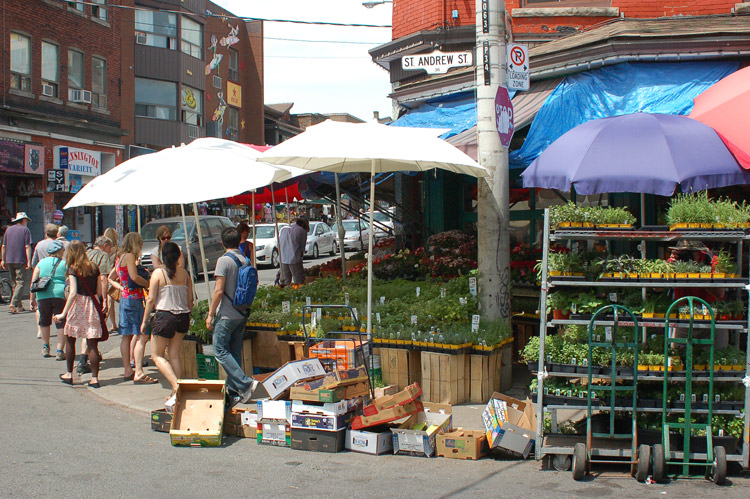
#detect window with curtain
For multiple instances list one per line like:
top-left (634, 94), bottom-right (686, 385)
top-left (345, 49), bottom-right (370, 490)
top-left (68, 49), bottom-right (84, 91)
top-left (92, 57), bottom-right (107, 108)
top-left (135, 10), bottom-right (177, 49)
top-left (181, 16), bottom-right (202, 59)
top-left (10, 33), bottom-right (31, 92)
top-left (92, 0), bottom-right (107, 21)
top-left (181, 85), bottom-right (203, 126)
top-left (41, 41), bottom-right (59, 97)
top-left (226, 107), bottom-right (239, 141)
top-left (228, 49), bottom-right (239, 81)
top-left (135, 78), bottom-right (177, 120)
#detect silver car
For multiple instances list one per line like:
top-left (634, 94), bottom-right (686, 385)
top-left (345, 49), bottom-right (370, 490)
top-left (250, 224), bottom-right (281, 268)
top-left (342, 219), bottom-right (370, 251)
top-left (140, 215), bottom-right (234, 274)
top-left (305, 221), bottom-right (338, 258)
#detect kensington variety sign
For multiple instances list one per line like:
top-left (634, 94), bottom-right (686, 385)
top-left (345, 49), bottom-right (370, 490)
top-left (53, 146), bottom-right (101, 176)
top-left (402, 50), bottom-right (473, 75)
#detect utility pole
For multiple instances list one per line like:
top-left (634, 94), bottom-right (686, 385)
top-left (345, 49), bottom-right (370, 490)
top-left (475, 0), bottom-right (510, 322)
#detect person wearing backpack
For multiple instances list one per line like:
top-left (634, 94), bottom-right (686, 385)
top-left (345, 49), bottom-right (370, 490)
top-left (206, 227), bottom-right (259, 407)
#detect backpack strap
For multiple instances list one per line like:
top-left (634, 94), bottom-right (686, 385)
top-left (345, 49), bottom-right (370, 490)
top-left (222, 252), bottom-right (251, 310)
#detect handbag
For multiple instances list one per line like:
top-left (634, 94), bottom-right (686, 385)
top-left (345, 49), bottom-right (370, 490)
top-left (30, 258), bottom-right (62, 293)
top-left (107, 286), bottom-right (121, 303)
top-left (77, 271), bottom-right (109, 342)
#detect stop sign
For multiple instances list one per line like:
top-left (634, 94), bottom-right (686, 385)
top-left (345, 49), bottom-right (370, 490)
top-left (494, 86), bottom-right (514, 147)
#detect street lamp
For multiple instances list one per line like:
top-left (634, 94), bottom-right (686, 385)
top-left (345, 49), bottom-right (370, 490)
top-left (362, 0), bottom-right (392, 8)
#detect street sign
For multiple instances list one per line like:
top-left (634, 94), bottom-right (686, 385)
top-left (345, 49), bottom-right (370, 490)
top-left (401, 50), bottom-right (473, 75)
top-left (507, 43), bottom-right (529, 91)
top-left (494, 87), bottom-right (514, 147)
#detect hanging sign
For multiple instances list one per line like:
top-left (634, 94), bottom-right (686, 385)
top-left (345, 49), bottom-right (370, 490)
top-left (54, 146), bottom-right (101, 176)
top-left (227, 81), bottom-right (242, 107)
top-left (401, 50), bottom-right (473, 75)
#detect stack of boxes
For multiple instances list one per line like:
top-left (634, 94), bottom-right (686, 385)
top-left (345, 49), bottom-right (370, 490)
top-left (257, 400), bottom-right (292, 447)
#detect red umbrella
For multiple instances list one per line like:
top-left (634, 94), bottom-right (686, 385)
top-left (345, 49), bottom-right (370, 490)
top-left (226, 183), bottom-right (303, 205)
top-left (690, 66), bottom-right (750, 169)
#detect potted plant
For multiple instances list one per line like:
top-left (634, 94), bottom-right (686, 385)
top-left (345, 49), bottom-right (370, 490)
top-left (546, 291), bottom-right (572, 320)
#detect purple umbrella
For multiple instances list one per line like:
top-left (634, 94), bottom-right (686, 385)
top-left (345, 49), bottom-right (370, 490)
top-left (521, 113), bottom-right (750, 196)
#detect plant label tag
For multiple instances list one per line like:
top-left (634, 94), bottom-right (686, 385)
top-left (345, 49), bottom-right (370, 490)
top-left (282, 301), bottom-right (290, 313)
top-left (547, 355), bottom-right (552, 363)
top-left (345, 293), bottom-right (350, 306)
top-left (471, 314), bottom-right (480, 332)
top-left (691, 393), bottom-right (697, 403)
top-left (680, 393), bottom-right (685, 402)
top-left (316, 308), bottom-right (322, 321)
top-left (311, 313), bottom-right (317, 329)
top-left (306, 296), bottom-right (311, 306)
top-left (459, 297), bottom-right (468, 305)
top-left (380, 296), bottom-right (385, 305)
top-left (352, 307), bottom-right (358, 320)
top-left (719, 429), bottom-right (724, 437)
top-left (703, 394), bottom-right (708, 402)
top-left (555, 389), bottom-right (561, 396)
top-left (604, 327), bottom-right (612, 342)
top-left (410, 315), bottom-right (418, 325)
top-left (469, 277), bottom-right (477, 297)
top-left (596, 335), bottom-right (601, 342)
top-left (376, 312), bottom-right (381, 324)
top-left (416, 287), bottom-right (421, 297)
top-left (571, 357), bottom-right (577, 365)
top-left (609, 293), bottom-right (617, 303)
top-left (715, 394), bottom-right (721, 403)
top-left (440, 287), bottom-right (446, 298)
top-left (570, 303), bottom-right (577, 314)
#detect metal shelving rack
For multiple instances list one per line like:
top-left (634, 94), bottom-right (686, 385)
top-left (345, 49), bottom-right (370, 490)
top-left (534, 209), bottom-right (750, 469)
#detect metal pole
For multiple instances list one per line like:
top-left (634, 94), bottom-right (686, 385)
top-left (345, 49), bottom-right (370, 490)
top-left (136, 205), bottom-right (141, 232)
top-left (366, 159), bottom-right (377, 343)
top-left (535, 208), bottom-right (551, 460)
top-left (251, 192), bottom-right (257, 266)
top-left (180, 204), bottom-right (198, 302)
top-left (285, 188), bottom-right (290, 223)
top-left (191, 202), bottom-right (211, 300)
top-left (272, 188), bottom-right (284, 280)
top-left (476, 0), bottom-right (510, 322)
top-left (335, 173), bottom-right (346, 280)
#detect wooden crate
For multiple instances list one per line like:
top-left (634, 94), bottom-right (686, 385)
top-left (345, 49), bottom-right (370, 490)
top-left (380, 348), bottom-right (421, 391)
top-left (420, 351), bottom-right (466, 405)
top-left (178, 339), bottom-right (200, 379)
top-left (278, 341), bottom-right (306, 365)
top-left (467, 342), bottom-right (514, 403)
top-left (251, 330), bottom-right (283, 369)
top-left (242, 338), bottom-right (254, 377)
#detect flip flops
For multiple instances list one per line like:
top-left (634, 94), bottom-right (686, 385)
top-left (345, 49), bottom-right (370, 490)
top-left (134, 374), bottom-right (158, 384)
top-left (59, 374), bottom-right (73, 385)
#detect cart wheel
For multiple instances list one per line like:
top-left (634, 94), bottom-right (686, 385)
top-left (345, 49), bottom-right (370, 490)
top-left (635, 444), bottom-right (651, 482)
top-left (552, 454), bottom-right (571, 472)
top-left (652, 444), bottom-right (665, 483)
top-left (711, 446), bottom-right (727, 485)
top-left (572, 443), bottom-right (587, 481)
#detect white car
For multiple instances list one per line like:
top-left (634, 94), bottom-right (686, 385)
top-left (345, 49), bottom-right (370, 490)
top-left (342, 219), bottom-right (370, 251)
top-left (372, 210), bottom-right (399, 240)
top-left (250, 224), bottom-right (280, 268)
top-left (305, 221), bottom-right (338, 258)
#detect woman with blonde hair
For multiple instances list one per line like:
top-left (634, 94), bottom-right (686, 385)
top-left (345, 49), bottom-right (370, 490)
top-left (53, 241), bottom-right (106, 387)
top-left (151, 225), bottom-right (172, 268)
top-left (103, 227), bottom-right (119, 331)
top-left (115, 232), bottom-right (153, 383)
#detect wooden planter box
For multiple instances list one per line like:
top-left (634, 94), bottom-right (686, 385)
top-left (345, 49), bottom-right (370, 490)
top-left (242, 338), bottom-right (254, 377)
top-left (468, 341), bottom-right (513, 403)
top-left (178, 338), bottom-right (201, 379)
top-left (380, 347), bottom-right (421, 391)
top-left (420, 351), bottom-right (466, 406)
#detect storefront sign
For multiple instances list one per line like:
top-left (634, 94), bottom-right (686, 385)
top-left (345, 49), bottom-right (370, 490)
top-left (227, 81), bottom-right (242, 107)
top-left (47, 170), bottom-right (66, 192)
top-left (54, 146), bottom-right (101, 176)
top-left (494, 87), bottom-right (514, 147)
top-left (0, 139), bottom-right (25, 173)
top-left (402, 50), bottom-right (473, 75)
top-left (24, 145), bottom-right (45, 175)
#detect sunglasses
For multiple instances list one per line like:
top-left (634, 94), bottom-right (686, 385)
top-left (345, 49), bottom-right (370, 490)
top-left (160, 236), bottom-right (171, 241)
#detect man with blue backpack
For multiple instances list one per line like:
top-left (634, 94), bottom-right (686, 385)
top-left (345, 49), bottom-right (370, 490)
top-left (207, 227), bottom-right (259, 407)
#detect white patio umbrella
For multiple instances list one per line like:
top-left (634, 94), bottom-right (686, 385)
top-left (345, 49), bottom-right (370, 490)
top-left (260, 120), bottom-right (488, 342)
top-left (65, 138), bottom-right (307, 299)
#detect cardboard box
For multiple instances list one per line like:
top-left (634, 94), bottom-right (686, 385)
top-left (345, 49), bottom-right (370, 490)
top-left (374, 385), bottom-right (398, 399)
top-left (295, 366), bottom-right (369, 391)
top-left (291, 427), bottom-right (346, 453)
top-left (170, 380), bottom-right (226, 447)
top-left (346, 426), bottom-right (394, 455)
top-left (238, 408), bottom-right (258, 428)
top-left (224, 408), bottom-right (257, 437)
top-left (257, 418), bottom-right (291, 447)
top-left (257, 400), bottom-right (292, 422)
top-left (351, 399), bottom-right (423, 430)
top-left (262, 358), bottom-right (326, 400)
top-left (309, 340), bottom-right (369, 371)
top-left (291, 398), bottom-right (362, 416)
top-left (391, 403), bottom-right (452, 457)
top-left (291, 412), bottom-right (353, 431)
top-left (369, 382), bottom-right (422, 412)
top-left (482, 392), bottom-right (537, 459)
top-left (289, 380), bottom-right (370, 403)
top-left (151, 409), bottom-right (172, 433)
top-left (437, 429), bottom-right (489, 460)
top-left (237, 425), bottom-right (257, 438)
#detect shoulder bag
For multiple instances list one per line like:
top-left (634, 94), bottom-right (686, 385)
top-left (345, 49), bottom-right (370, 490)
top-left (30, 258), bottom-right (63, 293)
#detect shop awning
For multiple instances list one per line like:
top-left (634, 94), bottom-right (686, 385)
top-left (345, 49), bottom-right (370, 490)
top-left (226, 183), bottom-right (303, 205)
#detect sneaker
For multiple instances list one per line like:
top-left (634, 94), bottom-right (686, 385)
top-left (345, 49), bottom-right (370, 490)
top-left (165, 393), bottom-right (177, 413)
top-left (37, 330), bottom-right (42, 339)
top-left (227, 392), bottom-right (242, 409)
top-left (42, 345), bottom-right (51, 358)
top-left (56, 350), bottom-right (65, 361)
top-left (240, 380), bottom-right (260, 404)
top-left (76, 363), bottom-right (92, 375)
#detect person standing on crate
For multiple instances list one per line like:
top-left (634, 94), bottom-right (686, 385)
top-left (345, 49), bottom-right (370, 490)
top-left (142, 241), bottom-right (194, 412)
top-left (668, 240), bottom-right (728, 349)
top-left (206, 227), bottom-right (259, 407)
top-left (278, 218), bottom-right (309, 286)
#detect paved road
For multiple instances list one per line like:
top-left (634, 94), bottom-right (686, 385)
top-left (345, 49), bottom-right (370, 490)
top-left (2, 285), bottom-right (750, 496)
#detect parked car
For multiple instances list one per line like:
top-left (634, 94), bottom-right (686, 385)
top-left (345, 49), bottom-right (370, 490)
top-left (342, 219), bottom-right (370, 251)
top-left (372, 210), bottom-right (399, 240)
top-left (305, 221), bottom-right (338, 258)
top-left (251, 223), bottom-right (281, 268)
top-left (140, 215), bottom-right (234, 275)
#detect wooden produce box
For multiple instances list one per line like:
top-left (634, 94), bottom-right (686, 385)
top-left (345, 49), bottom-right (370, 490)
top-left (170, 380), bottom-right (226, 447)
top-left (179, 338), bottom-right (201, 379)
top-left (380, 347), bottom-right (421, 391)
top-left (421, 352), bottom-right (466, 405)
top-left (437, 429), bottom-right (489, 460)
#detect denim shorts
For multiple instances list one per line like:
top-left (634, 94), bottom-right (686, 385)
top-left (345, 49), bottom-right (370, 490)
top-left (119, 297), bottom-right (145, 336)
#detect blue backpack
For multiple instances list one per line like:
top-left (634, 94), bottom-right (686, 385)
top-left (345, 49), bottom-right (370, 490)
top-left (224, 253), bottom-right (258, 311)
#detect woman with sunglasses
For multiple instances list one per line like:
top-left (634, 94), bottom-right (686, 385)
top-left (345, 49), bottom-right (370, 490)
top-left (151, 225), bottom-right (172, 269)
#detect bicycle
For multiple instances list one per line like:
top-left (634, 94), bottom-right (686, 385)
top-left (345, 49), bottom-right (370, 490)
top-left (0, 270), bottom-right (13, 304)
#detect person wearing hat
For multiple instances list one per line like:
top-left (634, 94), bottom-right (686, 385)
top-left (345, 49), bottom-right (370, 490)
top-left (0, 212), bottom-right (33, 313)
top-left (30, 241), bottom-right (67, 358)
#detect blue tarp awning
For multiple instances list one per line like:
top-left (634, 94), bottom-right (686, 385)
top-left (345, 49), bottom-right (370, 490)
top-left (389, 92), bottom-right (480, 139)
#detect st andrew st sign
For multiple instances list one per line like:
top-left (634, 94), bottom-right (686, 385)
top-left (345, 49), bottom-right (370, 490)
top-left (402, 50), bottom-right (473, 75)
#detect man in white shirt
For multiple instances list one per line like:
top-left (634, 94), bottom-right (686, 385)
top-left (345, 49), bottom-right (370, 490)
top-left (278, 218), bottom-right (309, 286)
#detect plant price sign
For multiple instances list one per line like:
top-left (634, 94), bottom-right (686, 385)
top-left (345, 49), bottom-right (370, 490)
top-left (402, 50), bottom-right (473, 75)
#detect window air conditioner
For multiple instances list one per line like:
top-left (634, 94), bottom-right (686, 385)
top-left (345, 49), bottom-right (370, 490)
top-left (136, 33), bottom-right (147, 45)
top-left (69, 89), bottom-right (92, 104)
top-left (188, 125), bottom-right (200, 139)
top-left (42, 83), bottom-right (55, 97)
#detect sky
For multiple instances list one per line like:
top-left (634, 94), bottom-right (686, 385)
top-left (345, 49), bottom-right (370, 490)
top-left (212, 0), bottom-right (394, 122)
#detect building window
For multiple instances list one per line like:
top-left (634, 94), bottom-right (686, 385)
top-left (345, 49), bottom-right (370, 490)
top-left (67, 1), bottom-right (84, 12)
top-left (10, 33), bottom-right (31, 92)
top-left (68, 49), bottom-right (84, 90)
top-left (181, 16), bottom-right (202, 59)
top-left (228, 49), bottom-right (239, 81)
top-left (41, 41), bottom-right (59, 98)
top-left (181, 86), bottom-right (203, 126)
top-left (92, 0), bottom-right (107, 21)
top-left (135, 10), bottom-right (177, 49)
top-left (226, 107), bottom-right (239, 141)
top-left (92, 57), bottom-right (107, 108)
top-left (135, 77), bottom-right (177, 120)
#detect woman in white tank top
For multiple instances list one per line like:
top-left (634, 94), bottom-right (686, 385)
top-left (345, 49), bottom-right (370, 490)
top-left (141, 241), bottom-right (194, 410)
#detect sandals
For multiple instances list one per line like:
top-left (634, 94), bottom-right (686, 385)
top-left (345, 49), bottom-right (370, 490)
top-left (134, 374), bottom-right (158, 384)
top-left (59, 374), bottom-right (73, 385)
top-left (123, 373), bottom-right (134, 381)
top-left (88, 382), bottom-right (100, 389)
